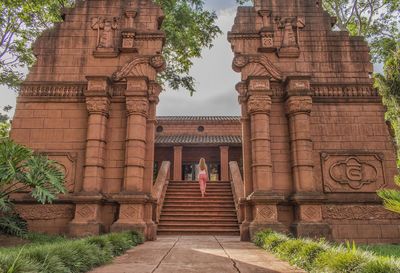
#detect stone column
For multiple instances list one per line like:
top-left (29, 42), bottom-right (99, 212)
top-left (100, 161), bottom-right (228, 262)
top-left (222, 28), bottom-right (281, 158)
top-left (111, 77), bottom-right (154, 239)
top-left (285, 76), bottom-right (330, 239)
top-left (173, 146), bottom-right (183, 180)
top-left (69, 76), bottom-right (111, 236)
top-left (143, 82), bottom-right (162, 239)
top-left (236, 82), bottom-right (254, 241)
top-left (246, 78), bottom-right (286, 238)
top-left (220, 146), bottom-right (229, 181)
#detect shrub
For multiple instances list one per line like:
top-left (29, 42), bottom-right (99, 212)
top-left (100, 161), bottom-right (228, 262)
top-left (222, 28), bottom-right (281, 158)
top-left (253, 230), bottom-right (400, 273)
top-left (0, 231), bottom-right (143, 273)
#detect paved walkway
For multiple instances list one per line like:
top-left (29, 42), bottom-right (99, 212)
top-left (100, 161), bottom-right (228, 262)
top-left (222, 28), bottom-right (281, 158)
top-left (90, 236), bottom-right (305, 273)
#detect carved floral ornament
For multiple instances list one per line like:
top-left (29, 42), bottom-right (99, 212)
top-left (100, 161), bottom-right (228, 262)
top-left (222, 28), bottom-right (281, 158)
top-left (126, 98), bottom-right (149, 116)
top-left (329, 156), bottom-right (378, 190)
top-left (112, 55), bottom-right (165, 82)
top-left (232, 54), bottom-right (283, 82)
top-left (86, 97), bottom-right (110, 115)
top-left (286, 96), bottom-right (312, 115)
top-left (247, 95), bottom-right (272, 114)
top-left (321, 153), bottom-right (385, 193)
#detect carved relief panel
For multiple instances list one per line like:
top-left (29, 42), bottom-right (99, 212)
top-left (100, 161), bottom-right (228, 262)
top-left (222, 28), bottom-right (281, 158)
top-left (277, 16), bottom-right (305, 58)
top-left (46, 152), bottom-right (78, 193)
top-left (91, 17), bottom-right (119, 58)
top-left (321, 152), bottom-right (386, 193)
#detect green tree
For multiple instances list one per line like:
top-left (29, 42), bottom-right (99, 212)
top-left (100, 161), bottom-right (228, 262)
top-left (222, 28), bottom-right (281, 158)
top-left (0, 0), bottom-right (227, 94)
top-left (323, 0), bottom-right (400, 63)
top-left (0, 106), bottom-right (12, 138)
top-left (376, 49), bottom-right (400, 214)
top-left (0, 139), bottom-right (66, 236)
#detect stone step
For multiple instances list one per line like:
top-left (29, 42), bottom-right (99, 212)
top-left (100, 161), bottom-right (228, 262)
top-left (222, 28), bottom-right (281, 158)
top-left (159, 219), bottom-right (239, 224)
top-left (157, 229), bottom-right (240, 236)
top-left (161, 209), bottom-right (237, 215)
top-left (160, 215), bottom-right (238, 221)
top-left (167, 188), bottom-right (232, 194)
top-left (162, 205), bottom-right (236, 210)
top-left (163, 200), bottom-right (235, 205)
top-left (165, 192), bottom-right (233, 196)
top-left (169, 180), bottom-right (231, 184)
top-left (164, 196), bottom-right (234, 201)
top-left (158, 223), bottom-right (240, 229)
top-left (167, 186), bottom-right (232, 191)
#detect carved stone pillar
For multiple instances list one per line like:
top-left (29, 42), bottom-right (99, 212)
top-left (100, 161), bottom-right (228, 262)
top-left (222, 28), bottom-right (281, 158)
top-left (285, 76), bottom-right (331, 238)
top-left (143, 82), bottom-right (161, 238)
top-left (236, 82), bottom-right (254, 241)
top-left (220, 146), bottom-right (229, 181)
top-left (111, 77), bottom-right (155, 240)
top-left (246, 78), bottom-right (286, 238)
top-left (69, 76), bottom-right (111, 236)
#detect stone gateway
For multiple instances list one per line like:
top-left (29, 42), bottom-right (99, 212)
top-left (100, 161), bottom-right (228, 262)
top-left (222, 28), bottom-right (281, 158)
top-left (10, 0), bottom-right (400, 243)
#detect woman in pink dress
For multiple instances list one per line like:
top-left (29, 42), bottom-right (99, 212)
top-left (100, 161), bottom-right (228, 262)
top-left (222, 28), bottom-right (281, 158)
top-left (198, 158), bottom-right (208, 198)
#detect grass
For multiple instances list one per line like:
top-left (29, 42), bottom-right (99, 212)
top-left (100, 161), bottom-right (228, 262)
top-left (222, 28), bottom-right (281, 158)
top-left (359, 244), bottom-right (400, 259)
top-left (0, 230), bottom-right (144, 273)
top-left (254, 230), bottom-right (400, 273)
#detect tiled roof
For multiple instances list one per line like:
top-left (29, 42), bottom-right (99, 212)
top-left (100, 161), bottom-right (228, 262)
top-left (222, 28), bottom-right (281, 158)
top-left (155, 135), bottom-right (242, 145)
top-left (157, 116), bottom-right (241, 122)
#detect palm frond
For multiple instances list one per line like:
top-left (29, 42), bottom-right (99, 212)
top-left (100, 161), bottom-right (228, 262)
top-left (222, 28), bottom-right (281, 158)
top-left (377, 189), bottom-right (400, 214)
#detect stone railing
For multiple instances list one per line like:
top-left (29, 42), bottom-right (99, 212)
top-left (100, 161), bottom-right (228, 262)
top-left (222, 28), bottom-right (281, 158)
top-left (151, 161), bottom-right (171, 224)
top-left (229, 161), bottom-right (245, 223)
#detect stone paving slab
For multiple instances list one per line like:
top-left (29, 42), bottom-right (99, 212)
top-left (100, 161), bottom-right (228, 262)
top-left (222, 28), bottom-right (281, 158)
top-left (89, 236), bottom-right (305, 273)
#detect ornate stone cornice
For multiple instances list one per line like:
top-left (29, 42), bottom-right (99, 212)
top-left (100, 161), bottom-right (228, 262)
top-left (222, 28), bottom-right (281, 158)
top-left (286, 96), bottom-right (312, 115)
top-left (112, 55), bottom-right (165, 82)
top-left (247, 95), bottom-right (272, 114)
top-left (311, 84), bottom-right (378, 97)
top-left (232, 54), bottom-right (283, 81)
top-left (86, 97), bottom-right (110, 116)
top-left (126, 97), bottom-right (149, 117)
top-left (19, 82), bottom-right (86, 97)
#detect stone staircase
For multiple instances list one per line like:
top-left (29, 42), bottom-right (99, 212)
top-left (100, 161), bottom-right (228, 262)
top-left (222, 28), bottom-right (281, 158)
top-left (157, 180), bottom-right (240, 235)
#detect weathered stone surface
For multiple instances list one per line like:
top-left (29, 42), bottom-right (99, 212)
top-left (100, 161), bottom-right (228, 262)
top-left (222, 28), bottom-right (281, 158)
top-left (229, 0), bottom-right (399, 242)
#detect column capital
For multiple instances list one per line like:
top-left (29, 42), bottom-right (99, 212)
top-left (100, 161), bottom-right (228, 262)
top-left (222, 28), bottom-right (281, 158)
top-left (285, 75), bottom-right (312, 96)
top-left (85, 76), bottom-right (111, 97)
top-left (86, 97), bottom-right (111, 116)
top-left (174, 146), bottom-right (183, 151)
top-left (286, 96), bottom-right (312, 116)
top-left (126, 97), bottom-right (149, 117)
top-left (247, 95), bottom-right (272, 114)
top-left (126, 77), bottom-right (149, 97)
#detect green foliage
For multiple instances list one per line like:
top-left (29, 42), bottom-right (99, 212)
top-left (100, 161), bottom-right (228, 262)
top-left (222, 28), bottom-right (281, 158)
top-left (376, 49), bottom-right (400, 215)
top-left (0, 0), bottom-right (74, 90)
top-left (253, 230), bottom-right (400, 273)
top-left (0, 139), bottom-right (66, 236)
top-left (0, 231), bottom-right (143, 273)
top-left (156, 0), bottom-right (222, 94)
top-left (323, 0), bottom-right (400, 63)
top-left (359, 244), bottom-right (400, 259)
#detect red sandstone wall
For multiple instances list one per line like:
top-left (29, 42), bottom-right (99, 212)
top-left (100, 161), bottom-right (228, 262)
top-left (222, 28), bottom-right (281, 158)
top-left (311, 102), bottom-right (400, 242)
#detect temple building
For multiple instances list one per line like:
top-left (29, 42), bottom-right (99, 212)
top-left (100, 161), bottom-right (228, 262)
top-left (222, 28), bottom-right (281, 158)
top-left (9, 0), bottom-right (400, 242)
top-left (154, 116), bottom-right (243, 182)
